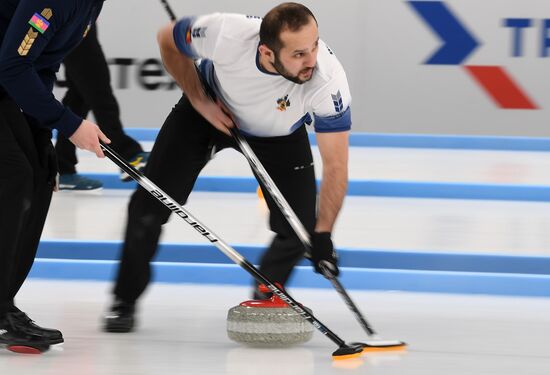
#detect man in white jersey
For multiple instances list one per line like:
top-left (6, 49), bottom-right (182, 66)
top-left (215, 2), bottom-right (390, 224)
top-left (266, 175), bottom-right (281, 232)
top-left (104, 2), bottom-right (351, 332)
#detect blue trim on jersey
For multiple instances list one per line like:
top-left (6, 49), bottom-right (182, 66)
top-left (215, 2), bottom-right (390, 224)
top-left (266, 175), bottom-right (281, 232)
top-left (198, 59), bottom-right (219, 97)
top-left (173, 17), bottom-right (199, 59)
top-left (255, 45), bottom-right (279, 76)
top-left (198, 59), bottom-right (239, 120)
top-left (314, 107), bottom-right (352, 133)
top-left (290, 113), bottom-right (313, 133)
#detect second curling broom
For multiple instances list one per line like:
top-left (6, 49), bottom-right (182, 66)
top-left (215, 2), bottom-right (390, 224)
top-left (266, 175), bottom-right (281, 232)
top-left (230, 127), bottom-right (407, 352)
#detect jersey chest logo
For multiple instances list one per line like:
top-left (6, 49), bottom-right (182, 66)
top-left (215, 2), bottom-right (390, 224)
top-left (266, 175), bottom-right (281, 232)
top-left (276, 95), bottom-right (291, 111)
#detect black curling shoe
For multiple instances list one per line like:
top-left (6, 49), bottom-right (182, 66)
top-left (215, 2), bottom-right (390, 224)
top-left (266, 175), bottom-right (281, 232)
top-left (0, 313), bottom-right (52, 354)
top-left (103, 300), bottom-right (135, 333)
top-left (8, 308), bottom-right (63, 345)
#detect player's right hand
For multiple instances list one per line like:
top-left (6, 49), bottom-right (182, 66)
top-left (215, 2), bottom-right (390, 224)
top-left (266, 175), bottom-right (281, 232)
top-left (69, 119), bottom-right (111, 158)
top-left (192, 97), bottom-right (235, 136)
top-left (311, 232), bottom-right (340, 278)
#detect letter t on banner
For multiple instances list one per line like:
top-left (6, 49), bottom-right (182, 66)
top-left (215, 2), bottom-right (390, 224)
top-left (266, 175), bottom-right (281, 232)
top-left (503, 18), bottom-right (532, 57)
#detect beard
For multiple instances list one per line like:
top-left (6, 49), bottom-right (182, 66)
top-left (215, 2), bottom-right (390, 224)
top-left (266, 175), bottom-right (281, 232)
top-left (272, 53), bottom-right (315, 85)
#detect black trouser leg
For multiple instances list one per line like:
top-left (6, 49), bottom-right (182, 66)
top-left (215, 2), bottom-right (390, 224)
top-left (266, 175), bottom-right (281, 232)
top-left (247, 126), bottom-right (317, 287)
top-left (59, 24), bottom-right (142, 164)
top-left (113, 96), bottom-right (218, 303)
top-left (0, 98), bottom-right (55, 314)
top-left (9, 123), bottom-right (54, 300)
top-left (113, 93), bottom-right (315, 301)
top-left (8, 176), bottom-right (53, 302)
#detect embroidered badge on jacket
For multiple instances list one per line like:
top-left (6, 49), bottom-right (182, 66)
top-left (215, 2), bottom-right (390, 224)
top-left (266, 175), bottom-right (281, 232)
top-left (19, 9), bottom-right (53, 56)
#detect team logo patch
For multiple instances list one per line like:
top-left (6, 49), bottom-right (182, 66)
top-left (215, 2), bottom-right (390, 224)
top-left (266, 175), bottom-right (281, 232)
top-left (331, 90), bottom-right (344, 113)
top-left (29, 12), bottom-right (50, 34)
top-left (19, 9), bottom-right (52, 56)
top-left (185, 27), bottom-right (192, 44)
top-left (276, 95), bottom-right (290, 111)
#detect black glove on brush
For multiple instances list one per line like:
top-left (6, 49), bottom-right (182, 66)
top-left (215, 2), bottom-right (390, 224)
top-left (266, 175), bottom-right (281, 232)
top-left (311, 232), bottom-right (339, 277)
top-left (32, 127), bottom-right (58, 188)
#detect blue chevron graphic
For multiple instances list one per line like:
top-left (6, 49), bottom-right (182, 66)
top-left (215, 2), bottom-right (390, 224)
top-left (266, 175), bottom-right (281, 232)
top-left (331, 90), bottom-right (344, 113)
top-left (408, 1), bottom-right (480, 65)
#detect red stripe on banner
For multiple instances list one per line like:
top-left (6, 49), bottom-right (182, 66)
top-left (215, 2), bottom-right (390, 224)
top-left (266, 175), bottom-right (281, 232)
top-left (464, 66), bottom-right (538, 110)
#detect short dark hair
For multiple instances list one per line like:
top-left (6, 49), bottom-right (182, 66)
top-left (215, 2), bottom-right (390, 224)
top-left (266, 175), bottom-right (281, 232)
top-left (259, 2), bottom-right (317, 53)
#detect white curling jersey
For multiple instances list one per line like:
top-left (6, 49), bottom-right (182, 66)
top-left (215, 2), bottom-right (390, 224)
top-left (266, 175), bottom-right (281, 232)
top-left (173, 13), bottom-right (352, 137)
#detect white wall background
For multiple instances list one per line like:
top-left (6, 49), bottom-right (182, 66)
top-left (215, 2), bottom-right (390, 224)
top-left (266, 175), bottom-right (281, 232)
top-left (54, 0), bottom-right (550, 136)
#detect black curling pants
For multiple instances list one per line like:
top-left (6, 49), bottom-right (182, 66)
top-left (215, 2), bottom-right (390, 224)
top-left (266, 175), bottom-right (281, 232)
top-left (0, 97), bottom-right (56, 314)
top-left (55, 25), bottom-right (142, 175)
top-left (113, 95), bottom-right (317, 303)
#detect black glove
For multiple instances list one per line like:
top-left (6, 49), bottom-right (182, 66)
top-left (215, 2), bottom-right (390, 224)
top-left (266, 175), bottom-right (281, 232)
top-left (311, 232), bottom-right (339, 277)
top-left (31, 127), bottom-right (58, 189)
top-left (43, 141), bottom-right (58, 187)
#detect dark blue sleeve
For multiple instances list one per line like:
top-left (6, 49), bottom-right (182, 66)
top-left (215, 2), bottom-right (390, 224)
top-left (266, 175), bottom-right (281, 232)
top-left (173, 17), bottom-right (199, 59)
top-left (0, 0), bottom-right (81, 137)
top-left (314, 107), bottom-right (352, 133)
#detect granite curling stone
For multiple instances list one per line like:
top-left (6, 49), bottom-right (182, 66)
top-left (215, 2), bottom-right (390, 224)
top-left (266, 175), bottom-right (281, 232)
top-left (227, 285), bottom-right (314, 347)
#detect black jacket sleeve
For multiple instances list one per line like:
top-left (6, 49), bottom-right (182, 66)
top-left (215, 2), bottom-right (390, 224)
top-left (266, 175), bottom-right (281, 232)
top-left (0, 0), bottom-right (81, 137)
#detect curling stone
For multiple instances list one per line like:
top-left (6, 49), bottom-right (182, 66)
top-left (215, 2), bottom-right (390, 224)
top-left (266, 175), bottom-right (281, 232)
top-left (227, 285), bottom-right (313, 347)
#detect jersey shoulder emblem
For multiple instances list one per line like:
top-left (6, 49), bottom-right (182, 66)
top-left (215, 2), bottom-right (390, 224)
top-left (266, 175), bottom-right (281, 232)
top-left (331, 90), bottom-right (344, 113)
top-left (18, 9), bottom-right (53, 56)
